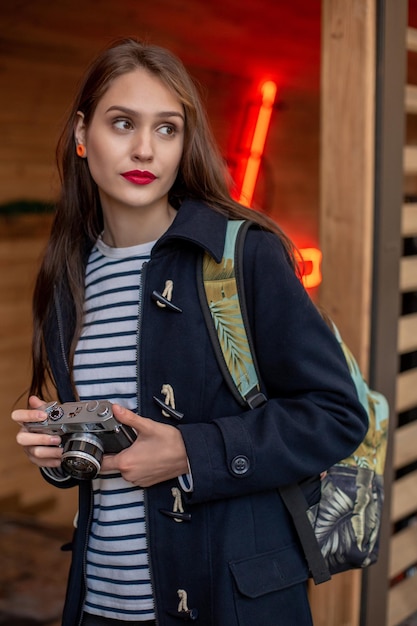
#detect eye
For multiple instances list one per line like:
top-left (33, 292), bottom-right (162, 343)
top-left (158, 124), bottom-right (177, 137)
top-left (113, 118), bottom-right (133, 131)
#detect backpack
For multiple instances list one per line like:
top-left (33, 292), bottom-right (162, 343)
top-left (199, 219), bottom-right (389, 584)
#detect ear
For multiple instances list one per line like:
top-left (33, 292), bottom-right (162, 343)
top-left (74, 111), bottom-right (87, 148)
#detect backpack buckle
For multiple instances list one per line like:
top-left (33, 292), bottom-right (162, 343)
top-left (246, 391), bottom-right (267, 409)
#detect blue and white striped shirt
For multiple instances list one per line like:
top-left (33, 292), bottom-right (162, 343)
top-left (74, 236), bottom-right (155, 621)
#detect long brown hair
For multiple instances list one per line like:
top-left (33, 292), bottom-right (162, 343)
top-left (31, 37), bottom-right (298, 399)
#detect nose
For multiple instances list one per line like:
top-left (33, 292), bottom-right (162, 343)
top-left (131, 129), bottom-right (153, 162)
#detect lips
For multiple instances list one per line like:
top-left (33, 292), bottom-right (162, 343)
top-left (121, 170), bottom-right (156, 185)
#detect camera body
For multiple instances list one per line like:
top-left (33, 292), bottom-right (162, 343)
top-left (26, 400), bottom-right (136, 480)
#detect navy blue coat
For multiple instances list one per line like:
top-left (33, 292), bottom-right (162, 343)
top-left (42, 199), bottom-right (368, 625)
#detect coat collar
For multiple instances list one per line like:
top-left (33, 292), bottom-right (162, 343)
top-left (153, 198), bottom-right (228, 263)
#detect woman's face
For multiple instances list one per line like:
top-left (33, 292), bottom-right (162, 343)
top-left (75, 67), bottom-right (185, 218)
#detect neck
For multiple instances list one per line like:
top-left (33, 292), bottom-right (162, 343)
top-left (101, 203), bottom-right (177, 247)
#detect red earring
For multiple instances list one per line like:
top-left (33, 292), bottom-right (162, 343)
top-left (76, 144), bottom-right (86, 158)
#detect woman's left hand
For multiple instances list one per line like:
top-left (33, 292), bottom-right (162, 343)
top-left (100, 404), bottom-right (189, 487)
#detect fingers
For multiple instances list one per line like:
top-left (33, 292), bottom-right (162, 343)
top-left (112, 404), bottom-right (151, 431)
top-left (16, 428), bottom-right (62, 466)
top-left (112, 403), bottom-right (136, 423)
top-left (12, 396), bottom-right (62, 469)
top-left (100, 409), bottom-right (189, 486)
top-left (11, 395), bottom-right (48, 426)
top-left (100, 454), bottom-right (118, 473)
top-left (28, 395), bottom-right (48, 410)
top-left (16, 430), bottom-right (61, 448)
top-left (24, 443), bottom-right (63, 468)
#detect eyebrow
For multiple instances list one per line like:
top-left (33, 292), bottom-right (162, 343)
top-left (105, 105), bottom-right (185, 121)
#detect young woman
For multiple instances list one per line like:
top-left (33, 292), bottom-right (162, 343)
top-left (12, 38), bottom-right (368, 626)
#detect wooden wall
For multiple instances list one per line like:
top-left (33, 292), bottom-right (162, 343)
top-left (387, 20), bottom-right (417, 626)
top-left (316, 3), bottom-right (417, 626)
top-left (0, 214), bottom-right (79, 524)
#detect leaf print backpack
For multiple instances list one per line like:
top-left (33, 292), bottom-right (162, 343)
top-left (198, 219), bottom-right (390, 585)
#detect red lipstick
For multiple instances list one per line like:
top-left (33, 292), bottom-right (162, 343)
top-left (121, 170), bottom-right (156, 185)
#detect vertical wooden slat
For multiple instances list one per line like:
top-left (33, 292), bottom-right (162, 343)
top-left (373, 1), bottom-right (408, 626)
top-left (319, 0), bottom-right (376, 368)
top-left (314, 1), bottom-right (376, 623)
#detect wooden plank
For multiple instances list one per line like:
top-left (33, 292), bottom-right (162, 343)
top-left (319, 0), bottom-right (375, 366)
top-left (402, 203), bottom-right (417, 236)
top-left (400, 256), bottom-right (417, 292)
top-left (407, 27), bottom-right (417, 52)
top-left (398, 313), bottom-right (417, 354)
top-left (405, 84), bottom-right (417, 114)
top-left (388, 574), bottom-right (417, 626)
top-left (389, 523), bottom-right (417, 579)
top-left (316, 2), bottom-right (377, 625)
top-left (404, 146), bottom-right (417, 174)
top-left (308, 570), bottom-right (362, 626)
top-left (391, 470), bottom-right (417, 523)
top-left (393, 420), bottom-right (417, 470)
top-left (397, 369), bottom-right (417, 413)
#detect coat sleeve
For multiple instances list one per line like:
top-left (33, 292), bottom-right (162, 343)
top-left (179, 227), bottom-right (369, 503)
top-left (40, 466), bottom-right (78, 489)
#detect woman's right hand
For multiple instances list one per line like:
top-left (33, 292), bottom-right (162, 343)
top-left (11, 395), bottom-right (63, 468)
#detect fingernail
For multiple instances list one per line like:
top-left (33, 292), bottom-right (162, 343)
top-left (50, 436), bottom-right (61, 445)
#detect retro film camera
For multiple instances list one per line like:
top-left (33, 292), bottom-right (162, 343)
top-left (26, 400), bottom-right (136, 480)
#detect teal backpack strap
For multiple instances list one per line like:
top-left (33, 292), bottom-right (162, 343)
top-left (198, 219), bottom-right (266, 409)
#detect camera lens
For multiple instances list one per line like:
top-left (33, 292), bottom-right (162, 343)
top-left (61, 433), bottom-right (104, 480)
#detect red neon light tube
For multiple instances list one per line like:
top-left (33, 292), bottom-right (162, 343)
top-left (239, 81), bottom-right (277, 207)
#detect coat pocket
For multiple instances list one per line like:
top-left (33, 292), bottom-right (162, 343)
top-left (229, 543), bottom-right (309, 597)
top-left (229, 545), bottom-right (312, 625)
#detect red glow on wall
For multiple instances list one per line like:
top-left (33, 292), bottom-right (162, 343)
top-left (297, 247), bottom-right (322, 289)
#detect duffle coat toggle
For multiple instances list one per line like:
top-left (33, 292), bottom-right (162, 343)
top-left (152, 279), bottom-right (182, 313)
top-left (160, 486), bottom-right (191, 522)
top-left (170, 589), bottom-right (198, 621)
top-left (153, 383), bottom-right (184, 421)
